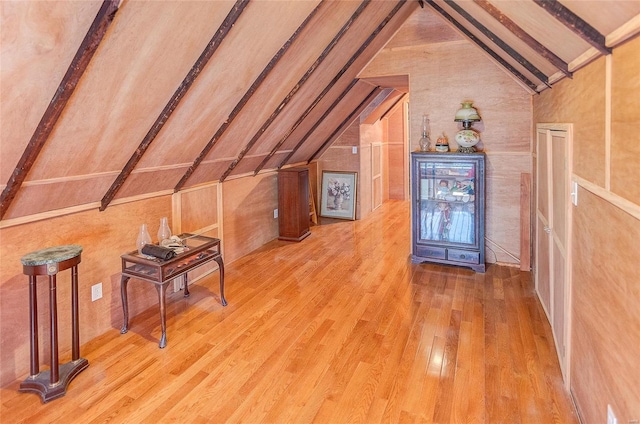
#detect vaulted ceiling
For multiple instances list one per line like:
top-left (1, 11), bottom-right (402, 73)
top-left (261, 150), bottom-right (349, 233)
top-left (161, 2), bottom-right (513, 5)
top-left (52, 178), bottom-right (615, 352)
top-left (1, 0), bottom-right (639, 221)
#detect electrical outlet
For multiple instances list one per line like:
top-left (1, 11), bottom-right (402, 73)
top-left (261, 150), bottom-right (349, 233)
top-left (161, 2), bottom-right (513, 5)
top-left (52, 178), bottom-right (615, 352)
top-left (91, 283), bottom-right (103, 302)
top-left (571, 181), bottom-right (578, 206)
top-left (352, 146), bottom-right (358, 154)
top-left (607, 404), bottom-right (618, 424)
top-left (273, 208), bottom-right (278, 219)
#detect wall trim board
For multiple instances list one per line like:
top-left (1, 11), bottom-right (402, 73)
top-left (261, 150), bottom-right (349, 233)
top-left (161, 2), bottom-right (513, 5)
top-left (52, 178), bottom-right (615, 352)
top-left (130, 164), bottom-right (191, 174)
top-left (537, 123), bottom-right (571, 131)
top-left (18, 164), bottom-right (194, 188)
top-left (573, 175), bottom-right (640, 221)
top-left (20, 171), bottom-right (120, 187)
top-left (483, 151), bottom-right (532, 156)
top-left (328, 145), bottom-right (362, 150)
top-left (384, 39), bottom-right (469, 53)
top-left (540, 48), bottom-right (603, 92)
top-left (223, 170), bottom-right (273, 181)
top-left (201, 157), bottom-right (239, 165)
top-left (605, 54), bottom-right (612, 191)
top-left (280, 161), bottom-right (309, 170)
top-left (606, 13), bottom-right (640, 47)
top-left (520, 172), bottom-right (531, 271)
top-left (0, 189), bottom-right (173, 229)
top-left (568, 47), bottom-right (601, 73)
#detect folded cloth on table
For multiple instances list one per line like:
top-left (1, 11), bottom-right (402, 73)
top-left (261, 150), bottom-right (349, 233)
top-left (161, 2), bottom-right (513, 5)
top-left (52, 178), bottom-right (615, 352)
top-left (141, 244), bottom-right (176, 260)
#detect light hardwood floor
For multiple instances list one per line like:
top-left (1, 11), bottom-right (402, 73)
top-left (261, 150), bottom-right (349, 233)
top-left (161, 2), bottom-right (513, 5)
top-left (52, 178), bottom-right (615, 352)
top-left (0, 200), bottom-right (579, 423)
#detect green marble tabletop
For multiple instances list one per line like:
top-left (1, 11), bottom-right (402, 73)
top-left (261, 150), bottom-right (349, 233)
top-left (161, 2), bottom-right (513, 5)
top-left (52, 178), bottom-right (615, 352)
top-left (21, 245), bottom-right (83, 266)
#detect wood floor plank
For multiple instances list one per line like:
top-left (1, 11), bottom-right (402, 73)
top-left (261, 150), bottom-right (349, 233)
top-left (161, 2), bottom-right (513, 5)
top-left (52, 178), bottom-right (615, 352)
top-left (0, 201), bottom-right (579, 424)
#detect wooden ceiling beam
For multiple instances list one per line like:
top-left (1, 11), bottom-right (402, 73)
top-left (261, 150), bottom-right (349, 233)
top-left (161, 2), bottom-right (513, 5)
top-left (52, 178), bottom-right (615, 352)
top-left (360, 88), bottom-right (396, 124)
top-left (473, 0), bottom-right (571, 77)
top-left (99, 0), bottom-right (250, 211)
top-left (173, 1), bottom-right (324, 192)
top-left (253, 0), bottom-right (408, 176)
top-left (380, 93), bottom-right (407, 120)
top-left (425, 1), bottom-right (539, 92)
top-left (443, 0), bottom-right (550, 86)
top-left (218, 0), bottom-right (373, 183)
top-left (533, 0), bottom-right (611, 55)
top-left (309, 87), bottom-right (382, 163)
top-left (0, 0), bottom-right (121, 220)
top-left (276, 79), bottom-right (360, 169)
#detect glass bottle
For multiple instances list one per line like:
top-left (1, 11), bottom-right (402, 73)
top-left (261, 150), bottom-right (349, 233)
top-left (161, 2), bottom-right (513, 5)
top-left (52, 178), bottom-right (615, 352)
top-left (419, 114), bottom-right (431, 152)
top-left (157, 217), bottom-right (172, 245)
top-left (137, 224), bottom-right (152, 255)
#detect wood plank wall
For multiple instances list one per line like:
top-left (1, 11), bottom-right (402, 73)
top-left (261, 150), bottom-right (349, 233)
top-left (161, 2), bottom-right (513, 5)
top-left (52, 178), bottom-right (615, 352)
top-left (317, 116), bottom-right (393, 222)
top-left (0, 196), bottom-right (172, 386)
top-left (360, 41), bottom-right (531, 265)
top-left (221, 173), bottom-right (279, 264)
top-left (317, 123), bottom-right (361, 219)
top-left (533, 36), bottom-right (640, 424)
top-left (387, 103), bottom-right (408, 201)
top-left (172, 182), bottom-right (222, 283)
top-left (0, 172), bottom-right (281, 388)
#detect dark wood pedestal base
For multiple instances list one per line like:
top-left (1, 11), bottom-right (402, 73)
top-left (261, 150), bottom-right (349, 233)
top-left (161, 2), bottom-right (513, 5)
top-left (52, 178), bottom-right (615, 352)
top-left (20, 358), bottom-right (89, 402)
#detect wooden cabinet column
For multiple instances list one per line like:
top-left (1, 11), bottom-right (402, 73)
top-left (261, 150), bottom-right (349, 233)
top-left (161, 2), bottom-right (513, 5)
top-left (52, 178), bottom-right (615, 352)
top-left (278, 168), bottom-right (311, 242)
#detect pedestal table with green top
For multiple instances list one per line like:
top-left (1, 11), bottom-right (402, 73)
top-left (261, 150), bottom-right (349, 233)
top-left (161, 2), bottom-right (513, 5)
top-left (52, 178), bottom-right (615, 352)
top-left (19, 244), bottom-right (89, 402)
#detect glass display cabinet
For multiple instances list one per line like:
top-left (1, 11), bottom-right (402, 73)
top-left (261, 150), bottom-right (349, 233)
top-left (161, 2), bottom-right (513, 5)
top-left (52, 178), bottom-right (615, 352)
top-left (411, 152), bottom-right (486, 272)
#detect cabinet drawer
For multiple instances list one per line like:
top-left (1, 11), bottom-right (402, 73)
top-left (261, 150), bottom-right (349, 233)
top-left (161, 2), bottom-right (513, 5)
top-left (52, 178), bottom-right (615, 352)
top-left (447, 249), bottom-right (479, 264)
top-left (415, 245), bottom-right (446, 259)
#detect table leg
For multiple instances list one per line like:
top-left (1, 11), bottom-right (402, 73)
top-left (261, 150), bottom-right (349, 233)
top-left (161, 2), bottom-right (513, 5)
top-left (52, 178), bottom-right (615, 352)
top-left (71, 265), bottom-right (80, 361)
top-left (120, 276), bottom-right (130, 334)
top-left (183, 274), bottom-right (190, 298)
top-left (156, 283), bottom-right (170, 348)
top-left (28, 276), bottom-right (39, 377)
top-left (213, 256), bottom-right (227, 306)
top-left (49, 275), bottom-right (59, 385)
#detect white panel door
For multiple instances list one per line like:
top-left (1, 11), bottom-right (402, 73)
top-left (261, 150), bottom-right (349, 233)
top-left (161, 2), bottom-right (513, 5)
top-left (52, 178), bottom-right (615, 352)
top-left (535, 124), bottom-right (573, 385)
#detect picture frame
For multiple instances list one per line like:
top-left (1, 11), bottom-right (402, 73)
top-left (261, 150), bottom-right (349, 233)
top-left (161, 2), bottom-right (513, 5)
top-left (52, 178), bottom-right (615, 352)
top-left (320, 171), bottom-right (357, 220)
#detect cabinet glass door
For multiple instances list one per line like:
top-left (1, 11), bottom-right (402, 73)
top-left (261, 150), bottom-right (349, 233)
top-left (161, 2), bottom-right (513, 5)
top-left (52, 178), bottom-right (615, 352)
top-left (417, 160), bottom-right (477, 245)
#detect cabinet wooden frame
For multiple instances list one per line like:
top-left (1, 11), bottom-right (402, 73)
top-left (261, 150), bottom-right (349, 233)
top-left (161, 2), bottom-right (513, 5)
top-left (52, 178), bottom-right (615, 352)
top-left (278, 168), bottom-right (311, 242)
top-left (411, 152), bottom-right (486, 272)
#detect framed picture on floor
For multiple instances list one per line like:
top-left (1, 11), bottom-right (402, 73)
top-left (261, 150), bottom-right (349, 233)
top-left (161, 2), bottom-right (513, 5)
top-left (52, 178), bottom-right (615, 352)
top-left (320, 171), bottom-right (357, 220)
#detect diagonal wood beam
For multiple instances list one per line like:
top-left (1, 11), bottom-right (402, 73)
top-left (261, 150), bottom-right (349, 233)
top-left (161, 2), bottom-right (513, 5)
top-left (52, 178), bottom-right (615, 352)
top-left (473, 0), bottom-right (571, 77)
top-left (99, 0), bottom-right (250, 211)
top-left (174, 1), bottom-right (325, 192)
top-left (360, 88), bottom-right (396, 123)
top-left (425, 1), bottom-right (538, 92)
top-left (533, 0), bottom-right (610, 55)
top-left (218, 0), bottom-right (373, 183)
top-left (309, 87), bottom-right (381, 163)
top-left (380, 93), bottom-right (407, 121)
top-left (253, 0), bottom-right (407, 176)
top-left (0, 0), bottom-right (120, 220)
top-left (443, 0), bottom-right (550, 86)
top-left (277, 79), bottom-right (360, 169)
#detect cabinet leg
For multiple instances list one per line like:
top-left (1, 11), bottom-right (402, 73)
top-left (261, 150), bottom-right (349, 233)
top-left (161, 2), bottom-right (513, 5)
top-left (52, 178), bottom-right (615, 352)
top-left (183, 274), bottom-right (189, 298)
top-left (71, 265), bottom-right (80, 361)
top-left (214, 256), bottom-right (227, 306)
top-left (28, 276), bottom-right (39, 377)
top-left (120, 276), bottom-right (130, 334)
top-left (48, 275), bottom-right (59, 385)
top-left (156, 283), bottom-right (170, 348)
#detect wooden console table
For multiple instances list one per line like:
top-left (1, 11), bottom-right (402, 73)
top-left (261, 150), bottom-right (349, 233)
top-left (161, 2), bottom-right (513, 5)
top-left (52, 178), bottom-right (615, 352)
top-left (120, 234), bottom-right (227, 348)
